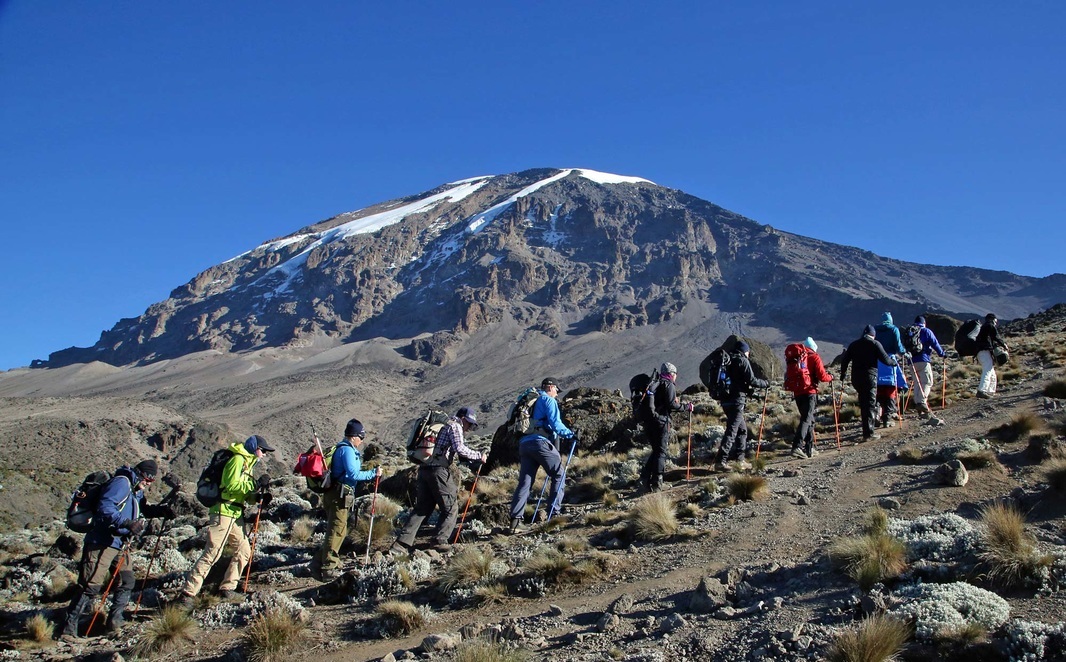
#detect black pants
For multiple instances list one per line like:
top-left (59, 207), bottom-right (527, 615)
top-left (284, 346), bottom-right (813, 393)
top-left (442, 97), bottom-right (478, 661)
top-left (792, 394), bottom-right (816, 452)
top-left (853, 376), bottom-right (877, 438)
top-left (717, 401), bottom-right (750, 461)
top-left (640, 419), bottom-right (671, 489)
top-left (395, 465), bottom-right (458, 547)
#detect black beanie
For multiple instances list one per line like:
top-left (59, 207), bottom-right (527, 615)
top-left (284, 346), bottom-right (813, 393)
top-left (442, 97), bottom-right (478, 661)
top-left (344, 419), bottom-right (365, 439)
top-left (134, 459), bottom-right (158, 480)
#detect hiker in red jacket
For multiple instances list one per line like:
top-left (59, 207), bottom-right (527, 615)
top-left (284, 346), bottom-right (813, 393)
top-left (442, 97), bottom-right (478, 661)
top-left (785, 337), bottom-right (834, 459)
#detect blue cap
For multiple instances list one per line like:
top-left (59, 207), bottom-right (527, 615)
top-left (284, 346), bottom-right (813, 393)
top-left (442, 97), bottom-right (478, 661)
top-left (736, 341), bottom-right (751, 354)
top-left (244, 434), bottom-right (274, 453)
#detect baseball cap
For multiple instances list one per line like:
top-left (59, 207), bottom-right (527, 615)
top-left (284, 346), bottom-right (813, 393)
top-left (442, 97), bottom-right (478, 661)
top-left (457, 406), bottom-right (479, 429)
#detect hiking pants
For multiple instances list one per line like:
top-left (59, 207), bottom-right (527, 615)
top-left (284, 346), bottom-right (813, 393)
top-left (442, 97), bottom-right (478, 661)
top-left (718, 401), bottom-right (750, 461)
top-left (509, 436), bottom-right (564, 521)
top-left (977, 350), bottom-right (998, 394)
top-left (315, 484), bottom-right (355, 572)
top-left (182, 513), bottom-right (250, 596)
top-left (853, 374), bottom-right (877, 438)
top-left (65, 543), bottom-right (134, 634)
top-left (912, 360), bottom-right (934, 409)
top-left (396, 465), bottom-right (458, 547)
top-left (876, 386), bottom-right (898, 426)
top-left (792, 394), bottom-right (816, 453)
top-left (640, 419), bottom-right (671, 489)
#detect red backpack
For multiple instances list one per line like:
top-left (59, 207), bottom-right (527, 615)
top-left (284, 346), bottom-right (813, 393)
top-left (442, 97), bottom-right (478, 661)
top-left (783, 343), bottom-right (812, 394)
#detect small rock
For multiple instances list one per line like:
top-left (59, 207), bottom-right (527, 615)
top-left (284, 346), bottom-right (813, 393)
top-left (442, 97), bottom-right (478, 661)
top-left (689, 577), bottom-right (729, 613)
top-left (770, 596), bottom-right (785, 610)
top-left (379, 654), bottom-right (397, 662)
top-left (420, 633), bottom-right (460, 653)
top-left (796, 635), bottom-right (812, 650)
top-left (935, 460), bottom-right (969, 487)
top-left (782, 469), bottom-right (801, 478)
top-left (714, 606), bottom-right (739, 619)
top-left (610, 593), bottom-right (636, 614)
top-left (878, 497), bottom-right (902, 511)
top-left (659, 613), bottom-right (688, 634)
top-left (860, 592), bottom-right (887, 614)
top-left (796, 493), bottom-right (810, 506)
top-left (924, 416), bottom-right (945, 426)
top-left (548, 604), bottom-right (565, 617)
top-left (596, 612), bottom-right (620, 633)
top-left (460, 623), bottom-right (485, 640)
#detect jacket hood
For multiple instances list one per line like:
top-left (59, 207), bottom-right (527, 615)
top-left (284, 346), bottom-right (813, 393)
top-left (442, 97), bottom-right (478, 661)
top-left (227, 441), bottom-right (257, 459)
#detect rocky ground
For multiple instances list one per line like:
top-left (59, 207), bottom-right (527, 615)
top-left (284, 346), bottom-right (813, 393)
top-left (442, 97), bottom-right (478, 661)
top-left (1, 309), bottom-right (1066, 661)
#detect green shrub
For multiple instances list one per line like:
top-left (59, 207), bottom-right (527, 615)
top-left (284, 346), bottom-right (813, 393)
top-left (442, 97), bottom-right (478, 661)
top-left (830, 533), bottom-right (908, 591)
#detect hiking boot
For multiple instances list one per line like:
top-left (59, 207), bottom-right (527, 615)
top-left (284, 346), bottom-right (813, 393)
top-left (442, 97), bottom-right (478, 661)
top-left (218, 589), bottom-right (240, 600)
top-left (790, 447), bottom-right (807, 459)
top-left (977, 390), bottom-right (992, 399)
top-left (388, 543), bottom-right (409, 558)
top-left (507, 518), bottom-right (523, 535)
top-left (432, 542), bottom-right (453, 554)
top-left (806, 447), bottom-right (819, 458)
top-left (863, 433), bottom-right (881, 441)
top-left (714, 461), bottom-right (729, 473)
top-left (736, 459), bottom-right (752, 471)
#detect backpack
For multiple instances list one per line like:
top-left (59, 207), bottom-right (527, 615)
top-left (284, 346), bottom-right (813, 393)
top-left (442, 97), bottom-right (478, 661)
top-left (954, 319), bottom-right (981, 358)
top-left (905, 325), bottom-right (924, 355)
top-left (783, 343), bottom-right (812, 394)
top-left (701, 348), bottom-right (733, 401)
top-left (406, 409), bottom-right (450, 465)
top-left (196, 448), bottom-right (235, 507)
top-left (66, 470), bottom-right (114, 533)
top-left (506, 388), bottom-right (541, 437)
top-left (628, 371), bottom-right (659, 420)
top-left (305, 445), bottom-right (338, 493)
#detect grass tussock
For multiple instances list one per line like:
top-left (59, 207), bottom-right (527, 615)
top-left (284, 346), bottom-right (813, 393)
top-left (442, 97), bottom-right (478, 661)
top-left (25, 613), bottom-right (53, 643)
top-left (992, 411), bottom-right (1045, 441)
top-left (1040, 377), bottom-right (1066, 396)
top-left (1046, 459), bottom-right (1066, 492)
top-left (864, 507), bottom-right (889, 537)
top-left (350, 503), bottom-right (396, 545)
top-left (586, 510), bottom-right (623, 527)
top-left (830, 532), bottom-right (908, 591)
top-left (956, 449), bottom-right (1005, 472)
top-left (568, 468), bottom-right (610, 503)
top-left (750, 455), bottom-right (768, 472)
top-left (243, 609), bottom-right (305, 662)
top-left (522, 546), bottom-right (573, 583)
top-left (894, 446), bottom-right (925, 464)
top-left (627, 494), bottom-right (679, 541)
top-left (937, 622), bottom-right (988, 648)
top-left (288, 516), bottom-right (317, 544)
top-left (377, 600), bottom-right (426, 636)
top-left (979, 502), bottom-right (1053, 586)
top-left (602, 491), bottom-right (620, 507)
top-left (472, 582), bottom-right (507, 605)
top-left (828, 615), bottom-right (910, 662)
top-left (439, 546), bottom-right (495, 591)
top-left (725, 474), bottom-right (769, 502)
top-left (676, 502), bottom-right (703, 519)
top-left (556, 536), bottom-right (588, 553)
top-left (453, 639), bottom-right (529, 662)
top-left (134, 606), bottom-right (198, 656)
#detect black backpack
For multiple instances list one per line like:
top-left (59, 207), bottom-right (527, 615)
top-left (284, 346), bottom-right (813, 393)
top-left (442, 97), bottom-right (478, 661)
top-left (67, 470), bottom-right (118, 533)
top-left (406, 409), bottom-right (450, 465)
top-left (196, 449), bottom-right (235, 507)
top-left (954, 320), bottom-right (981, 358)
top-left (701, 348), bottom-right (733, 401)
top-left (628, 371), bottom-right (659, 420)
top-left (904, 325), bottom-right (924, 355)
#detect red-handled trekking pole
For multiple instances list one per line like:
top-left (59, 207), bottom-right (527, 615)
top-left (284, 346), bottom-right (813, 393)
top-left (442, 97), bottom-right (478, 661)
top-left (685, 407), bottom-right (693, 480)
top-left (452, 462), bottom-right (482, 544)
top-left (941, 358), bottom-right (948, 410)
top-left (86, 540), bottom-right (132, 636)
top-left (832, 380), bottom-right (842, 451)
top-left (364, 471), bottom-right (382, 564)
top-left (242, 504), bottom-right (263, 593)
top-left (755, 387), bottom-right (772, 459)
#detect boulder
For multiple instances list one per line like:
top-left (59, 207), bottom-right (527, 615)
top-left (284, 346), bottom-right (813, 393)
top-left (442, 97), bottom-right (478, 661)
top-left (689, 576), bottom-right (729, 613)
top-left (935, 460), bottom-right (969, 487)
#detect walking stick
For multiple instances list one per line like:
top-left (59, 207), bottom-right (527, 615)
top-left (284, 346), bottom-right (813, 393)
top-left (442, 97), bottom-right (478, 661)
top-left (832, 380), bottom-right (842, 451)
top-left (85, 540), bottom-right (132, 636)
top-left (685, 408), bottom-right (693, 480)
top-left (529, 464), bottom-right (551, 525)
top-left (546, 438), bottom-right (578, 522)
top-left (242, 502), bottom-right (263, 593)
top-left (133, 474), bottom-right (182, 614)
top-left (452, 463), bottom-right (482, 544)
top-left (754, 386), bottom-right (772, 459)
top-left (364, 471), bottom-right (382, 564)
top-left (941, 357), bottom-right (948, 410)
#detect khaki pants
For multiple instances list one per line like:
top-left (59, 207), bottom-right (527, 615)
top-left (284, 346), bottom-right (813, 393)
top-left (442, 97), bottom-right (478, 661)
top-left (315, 484), bottom-right (354, 572)
top-left (182, 513), bottom-right (249, 596)
top-left (912, 361), bottom-right (934, 408)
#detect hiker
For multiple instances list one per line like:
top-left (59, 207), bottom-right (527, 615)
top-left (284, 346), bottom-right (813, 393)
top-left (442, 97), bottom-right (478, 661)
top-left (640, 363), bottom-right (687, 490)
top-left (909, 316), bottom-right (946, 414)
top-left (712, 344), bottom-right (768, 471)
top-left (876, 361), bottom-right (909, 428)
top-left (61, 459), bottom-right (173, 638)
top-left (873, 312), bottom-right (907, 424)
top-left (391, 407), bottom-right (486, 554)
top-left (177, 435), bottom-right (274, 606)
top-left (310, 419), bottom-right (382, 581)
top-left (840, 325), bottom-right (897, 441)
top-left (786, 337), bottom-right (833, 459)
top-left (507, 378), bottom-right (577, 529)
top-left (976, 313), bottom-right (1008, 398)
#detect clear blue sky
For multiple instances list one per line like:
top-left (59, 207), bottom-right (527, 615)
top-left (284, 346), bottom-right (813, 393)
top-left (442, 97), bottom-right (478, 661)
top-left (2, 2), bottom-right (1063, 371)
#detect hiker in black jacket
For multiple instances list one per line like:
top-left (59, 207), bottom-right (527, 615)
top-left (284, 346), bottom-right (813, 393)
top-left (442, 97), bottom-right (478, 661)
top-left (975, 313), bottom-right (1008, 398)
top-left (640, 362), bottom-right (686, 492)
top-left (840, 325), bottom-right (897, 441)
top-left (712, 343), bottom-right (768, 471)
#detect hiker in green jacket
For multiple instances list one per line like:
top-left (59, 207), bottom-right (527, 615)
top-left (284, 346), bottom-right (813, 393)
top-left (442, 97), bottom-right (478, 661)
top-left (177, 435), bottom-right (274, 605)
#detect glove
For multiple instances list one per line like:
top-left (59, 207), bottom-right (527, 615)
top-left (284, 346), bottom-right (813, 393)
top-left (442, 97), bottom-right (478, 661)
top-left (685, 402), bottom-right (694, 412)
top-left (123, 519), bottom-right (146, 536)
top-left (257, 474), bottom-right (272, 489)
top-left (143, 504), bottom-right (176, 520)
top-left (257, 491), bottom-right (273, 507)
top-left (375, 466), bottom-right (384, 478)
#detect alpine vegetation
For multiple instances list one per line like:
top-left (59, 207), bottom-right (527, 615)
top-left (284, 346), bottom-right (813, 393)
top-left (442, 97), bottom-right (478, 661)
top-left (889, 581), bottom-right (1010, 641)
top-left (978, 502), bottom-right (1053, 586)
top-left (828, 614), bottom-right (910, 662)
top-left (627, 493), bottom-right (679, 541)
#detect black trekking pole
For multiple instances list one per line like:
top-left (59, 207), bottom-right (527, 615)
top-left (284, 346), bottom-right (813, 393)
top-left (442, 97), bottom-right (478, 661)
top-left (529, 473), bottom-right (551, 525)
top-left (133, 474), bottom-right (182, 614)
top-left (546, 438), bottom-right (578, 522)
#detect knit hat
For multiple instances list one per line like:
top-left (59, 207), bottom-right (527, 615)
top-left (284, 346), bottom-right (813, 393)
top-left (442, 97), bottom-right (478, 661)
top-left (803, 337), bottom-right (818, 352)
top-left (344, 419), bottom-right (365, 439)
top-left (881, 312), bottom-right (893, 325)
top-left (736, 341), bottom-right (751, 354)
top-left (134, 459), bottom-right (158, 481)
top-left (986, 313), bottom-right (997, 322)
top-left (915, 315), bottom-right (926, 326)
top-left (863, 325), bottom-right (876, 338)
top-left (244, 434), bottom-right (275, 453)
top-left (660, 362), bottom-right (677, 375)
top-left (457, 406), bottom-right (479, 430)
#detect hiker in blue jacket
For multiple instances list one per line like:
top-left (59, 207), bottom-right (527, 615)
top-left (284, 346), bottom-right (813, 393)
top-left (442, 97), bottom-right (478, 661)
top-left (876, 361), bottom-right (909, 428)
top-left (909, 316), bottom-right (946, 414)
top-left (61, 459), bottom-right (173, 638)
top-left (874, 312), bottom-right (906, 424)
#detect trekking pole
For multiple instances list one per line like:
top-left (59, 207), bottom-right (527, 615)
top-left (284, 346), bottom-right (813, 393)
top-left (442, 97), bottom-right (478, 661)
top-left (941, 357), bottom-right (948, 410)
top-left (530, 474), bottom-right (550, 525)
top-left (832, 380), bottom-right (842, 451)
top-left (452, 463), bottom-right (482, 544)
top-left (754, 386), bottom-right (772, 460)
top-left (133, 474), bottom-right (182, 614)
top-left (363, 471), bottom-right (382, 564)
top-left (685, 408), bottom-right (693, 480)
top-left (242, 502), bottom-right (264, 593)
top-left (546, 438), bottom-right (578, 521)
top-left (85, 540), bottom-right (132, 636)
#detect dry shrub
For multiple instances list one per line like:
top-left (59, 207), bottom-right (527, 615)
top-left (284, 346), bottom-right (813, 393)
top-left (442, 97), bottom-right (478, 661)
top-left (25, 613), bottom-right (53, 643)
top-left (439, 546), bottom-right (495, 591)
top-left (937, 622), bottom-right (988, 649)
top-left (750, 455), bottom-right (768, 472)
top-left (568, 468), bottom-right (609, 503)
top-left (677, 502), bottom-right (703, 519)
top-left (473, 476), bottom-right (517, 504)
top-left (838, 404), bottom-right (861, 424)
top-left (1046, 459), bottom-right (1066, 492)
top-left (134, 606), bottom-right (198, 656)
top-left (453, 639), bottom-right (529, 662)
top-left (586, 510), bottom-right (622, 526)
top-left (830, 533), bottom-right (908, 591)
top-left (243, 609), bottom-right (305, 662)
top-left (350, 498), bottom-right (398, 546)
top-left (556, 536), bottom-right (588, 553)
top-left (472, 582), bottom-right (507, 605)
top-left (1040, 377), bottom-right (1066, 396)
top-left (288, 516), bottom-right (317, 544)
top-left (894, 446), bottom-right (925, 465)
top-left (956, 449), bottom-right (1005, 472)
top-left (992, 411), bottom-right (1045, 441)
top-left (725, 474), bottom-right (769, 502)
top-left (377, 600), bottom-right (426, 636)
top-left (522, 546), bottom-right (573, 583)
top-left (979, 502), bottom-right (1053, 585)
top-left (864, 507), bottom-right (889, 537)
top-left (627, 494), bottom-right (679, 541)
top-left (602, 491), bottom-right (620, 507)
top-left (829, 615), bottom-right (910, 662)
